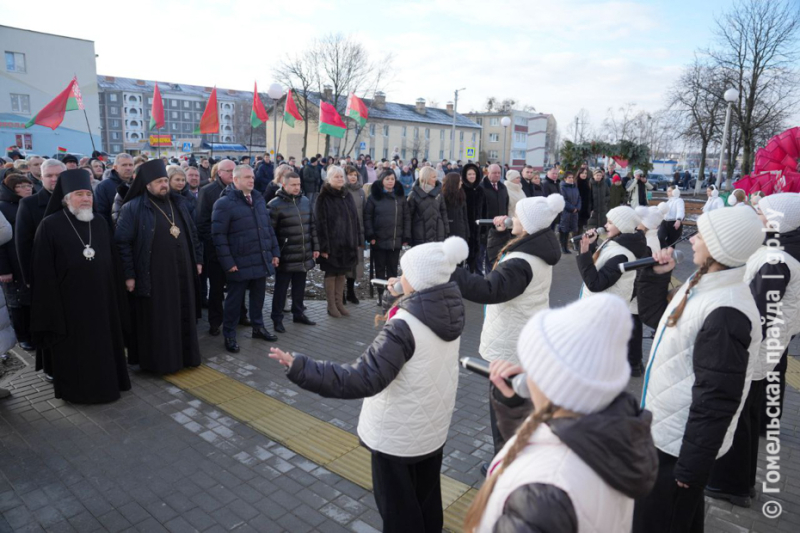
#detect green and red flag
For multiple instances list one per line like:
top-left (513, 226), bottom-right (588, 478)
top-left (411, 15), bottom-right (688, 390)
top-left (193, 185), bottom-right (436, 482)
top-left (345, 92), bottom-right (368, 127)
top-left (57, 146), bottom-right (67, 153)
top-left (25, 76), bottom-right (84, 129)
top-left (250, 82), bottom-right (268, 128)
top-left (193, 87), bottom-right (219, 135)
top-left (318, 100), bottom-right (346, 138)
top-left (149, 83), bottom-right (165, 130)
top-left (283, 90), bottom-right (303, 127)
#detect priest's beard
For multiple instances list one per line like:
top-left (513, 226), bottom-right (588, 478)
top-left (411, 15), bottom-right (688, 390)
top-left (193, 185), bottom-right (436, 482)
top-left (68, 205), bottom-right (94, 222)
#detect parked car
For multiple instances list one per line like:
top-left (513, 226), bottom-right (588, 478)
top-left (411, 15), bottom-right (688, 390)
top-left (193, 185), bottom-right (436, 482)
top-left (647, 173), bottom-right (672, 191)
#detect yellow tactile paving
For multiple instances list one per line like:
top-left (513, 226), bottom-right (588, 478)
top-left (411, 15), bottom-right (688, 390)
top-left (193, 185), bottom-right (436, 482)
top-left (250, 408), bottom-right (318, 442)
top-left (191, 378), bottom-right (254, 404)
top-left (441, 475), bottom-right (471, 508)
top-left (218, 393), bottom-right (285, 421)
top-left (327, 446), bottom-right (374, 490)
top-left (786, 356), bottom-right (800, 391)
top-left (164, 365), bottom-right (226, 389)
top-left (286, 423), bottom-right (358, 465)
top-left (443, 488), bottom-right (478, 533)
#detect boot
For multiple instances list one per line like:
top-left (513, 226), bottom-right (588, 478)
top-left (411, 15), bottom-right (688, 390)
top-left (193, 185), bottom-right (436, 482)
top-left (346, 278), bottom-right (360, 304)
top-left (560, 232), bottom-right (571, 254)
top-left (377, 287), bottom-right (384, 307)
top-left (325, 276), bottom-right (342, 318)
top-left (334, 275), bottom-right (350, 316)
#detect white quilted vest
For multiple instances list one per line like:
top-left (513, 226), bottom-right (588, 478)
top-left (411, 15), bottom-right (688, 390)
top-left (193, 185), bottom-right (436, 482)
top-left (744, 246), bottom-right (800, 381)
top-left (478, 424), bottom-right (633, 533)
top-left (642, 267), bottom-right (761, 458)
top-left (579, 240), bottom-right (637, 310)
top-left (480, 251), bottom-right (552, 364)
top-left (357, 309), bottom-right (461, 457)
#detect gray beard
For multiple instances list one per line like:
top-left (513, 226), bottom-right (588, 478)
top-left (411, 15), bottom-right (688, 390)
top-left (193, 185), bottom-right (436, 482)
top-left (68, 206), bottom-right (94, 222)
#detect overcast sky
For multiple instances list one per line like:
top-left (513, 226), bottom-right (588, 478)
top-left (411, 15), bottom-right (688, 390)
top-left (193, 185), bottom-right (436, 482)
top-left (5, 0), bottom-right (739, 134)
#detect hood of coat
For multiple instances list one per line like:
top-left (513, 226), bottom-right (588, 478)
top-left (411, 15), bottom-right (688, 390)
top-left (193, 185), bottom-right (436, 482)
top-left (275, 188), bottom-right (304, 202)
top-left (116, 182), bottom-right (130, 200)
top-left (370, 181), bottom-right (405, 200)
top-left (461, 163), bottom-right (482, 189)
top-left (0, 182), bottom-right (21, 204)
top-left (320, 182), bottom-right (349, 199)
top-left (548, 392), bottom-right (658, 499)
top-left (412, 180), bottom-right (442, 198)
top-left (775, 227), bottom-right (800, 262)
top-left (398, 281), bottom-right (465, 342)
top-left (613, 230), bottom-right (649, 257)
top-left (345, 181), bottom-right (363, 193)
top-left (507, 228), bottom-right (561, 266)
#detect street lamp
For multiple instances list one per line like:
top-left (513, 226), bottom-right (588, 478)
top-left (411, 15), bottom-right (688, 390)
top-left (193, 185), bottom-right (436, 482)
top-left (501, 116), bottom-right (511, 175)
top-left (450, 88), bottom-right (465, 161)
top-left (716, 88), bottom-right (739, 190)
top-left (267, 83), bottom-right (284, 157)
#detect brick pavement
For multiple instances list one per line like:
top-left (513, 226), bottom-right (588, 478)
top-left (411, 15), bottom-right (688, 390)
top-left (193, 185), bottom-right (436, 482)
top-left (2, 239), bottom-right (799, 532)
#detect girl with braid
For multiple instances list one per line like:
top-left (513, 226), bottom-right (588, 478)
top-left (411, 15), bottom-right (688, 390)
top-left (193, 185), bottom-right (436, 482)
top-left (633, 206), bottom-right (765, 532)
top-left (465, 294), bottom-right (658, 533)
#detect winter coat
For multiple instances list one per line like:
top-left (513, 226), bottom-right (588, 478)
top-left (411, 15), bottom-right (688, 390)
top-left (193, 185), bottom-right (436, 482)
top-left (407, 181), bottom-right (449, 245)
top-left (480, 178), bottom-right (509, 253)
top-left (478, 393), bottom-right (657, 533)
top-left (286, 282), bottom-right (465, 457)
top-left (0, 214), bottom-right (16, 354)
top-left (445, 199), bottom-right (469, 242)
top-left (0, 183), bottom-right (24, 282)
top-left (541, 176), bottom-right (560, 197)
top-left (505, 179), bottom-right (526, 219)
top-left (451, 229), bottom-right (561, 364)
top-left (254, 161), bottom-right (274, 194)
top-left (110, 183), bottom-right (129, 227)
top-left (263, 180), bottom-right (281, 204)
top-left (398, 171), bottom-right (415, 196)
top-left (345, 182), bottom-right (366, 279)
top-left (198, 165), bottom-right (211, 187)
top-left (626, 178), bottom-right (653, 208)
top-left (702, 195), bottom-right (724, 213)
top-left (95, 169), bottom-right (127, 226)
top-left (301, 164), bottom-right (322, 195)
top-left (364, 183), bottom-right (410, 251)
top-left (559, 181), bottom-right (581, 233)
top-left (637, 266), bottom-right (761, 486)
top-left (663, 196), bottom-right (685, 221)
top-left (115, 192), bottom-right (202, 297)
top-left (588, 179), bottom-right (611, 228)
top-left (461, 165), bottom-right (486, 252)
top-left (211, 186), bottom-right (280, 282)
top-left (609, 182), bottom-right (626, 209)
top-left (577, 176), bottom-right (592, 220)
top-left (14, 187), bottom-right (51, 286)
top-left (268, 189), bottom-right (318, 273)
top-left (315, 183), bottom-right (360, 273)
top-left (521, 178), bottom-right (544, 198)
top-left (195, 180), bottom-right (227, 262)
top-left (577, 231), bottom-right (648, 307)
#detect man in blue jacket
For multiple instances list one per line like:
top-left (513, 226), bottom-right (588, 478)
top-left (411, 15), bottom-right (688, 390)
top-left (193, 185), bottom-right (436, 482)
top-left (254, 153), bottom-right (274, 193)
top-left (212, 164), bottom-right (280, 353)
top-left (95, 153), bottom-right (134, 228)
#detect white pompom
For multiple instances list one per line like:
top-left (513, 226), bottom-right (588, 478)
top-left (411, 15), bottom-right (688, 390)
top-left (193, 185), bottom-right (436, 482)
top-left (546, 193), bottom-right (565, 213)
top-left (635, 206), bottom-right (649, 219)
top-left (657, 202), bottom-right (669, 215)
top-left (442, 236), bottom-right (469, 264)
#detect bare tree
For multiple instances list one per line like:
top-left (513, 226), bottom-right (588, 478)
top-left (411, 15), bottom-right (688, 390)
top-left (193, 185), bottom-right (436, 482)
top-left (566, 108), bottom-right (591, 143)
top-left (273, 50), bottom-right (319, 158)
top-left (485, 97), bottom-right (498, 112)
top-left (708, 0), bottom-right (800, 173)
top-left (602, 103), bottom-right (641, 143)
top-left (499, 98), bottom-right (517, 112)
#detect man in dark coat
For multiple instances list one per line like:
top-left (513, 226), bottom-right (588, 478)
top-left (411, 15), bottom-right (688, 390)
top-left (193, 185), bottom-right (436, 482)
top-left (520, 166), bottom-right (543, 197)
top-left (198, 157), bottom-right (212, 187)
top-left (479, 164), bottom-right (509, 271)
top-left (115, 160), bottom-right (203, 375)
top-left (268, 172), bottom-right (318, 332)
top-left (541, 167), bottom-right (562, 230)
top-left (212, 164), bottom-right (280, 353)
top-left (302, 157), bottom-right (322, 205)
top-left (95, 153), bottom-right (134, 228)
top-left (254, 153), bottom-right (274, 194)
top-left (30, 170), bottom-right (131, 403)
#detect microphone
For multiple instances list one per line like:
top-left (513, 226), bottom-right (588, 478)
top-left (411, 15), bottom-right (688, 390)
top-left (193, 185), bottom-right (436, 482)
top-left (476, 218), bottom-right (513, 229)
top-left (371, 278), bottom-right (404, 295)
top-left (571, 227), bottom-right (606, 245)
top-left (459, 357), bottom-right (530, 398)
top-left (618, 249), bottom-right (686, 273)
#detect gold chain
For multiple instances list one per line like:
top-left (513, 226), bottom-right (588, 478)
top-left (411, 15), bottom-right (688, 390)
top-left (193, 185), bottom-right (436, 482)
top-left (149, 197), bottom-right (176, 225)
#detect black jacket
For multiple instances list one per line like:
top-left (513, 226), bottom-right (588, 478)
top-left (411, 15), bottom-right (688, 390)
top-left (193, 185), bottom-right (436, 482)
top-left (315, 183), bottom-right (360, 272)
top-left (521, 178), bottom-right (544, 198)
top-left (588, 179), bottom-right (611, 227)
top-left (480, 178), bottom-right (509, 251)
top-left (451, 229), bottom-right (561, 304)
top-left (445, 199), bottom-right (469, 241)
top-left (302, 164), bottom-right (322, 195)
top-left (576, 231), bottom-right (649, 296)
top-left (254, 161), bottom-right (274, 194)
top-left (14, 187), bottom-right (51, 286)
top-left (749, 229), bottom-right (800, 344)
top-left (95, 169), bottom-right (126, 227)
top-left (460, 165), bottom-right (486, 251)
top-left (285, 282), bottom-right (465, 399)
top-left (636, 267), bottom-right (753, 485)
top-left (115, 192), bottom-right (202, 297)
top-left (179, 188), bottom-right (198, 220)
top-left (196, 180), bottom-right (227, 262)
top-left (577, 176), bottom-right (592, 219)
top-left (268, 189), bottom-right (319, 272)
top-left (560, 181), bottom-right (581, 214)
top-left (407, 181), bottom-right (449, 245)
top-left (111, 182), bottom-right (129, 226)
top-left (264, 180), bottom-right (281, 204)
top-left (0, 183), bottom-right (23, 280)
top-left (542, 176), bottom-right (560, 197)
top-left (364, 183), bottom-right (410, 251)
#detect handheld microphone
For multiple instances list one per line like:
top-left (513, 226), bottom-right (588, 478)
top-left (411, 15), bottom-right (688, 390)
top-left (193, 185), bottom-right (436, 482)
top-left (371, 278), bottom-right (404, 295)
top-left (459, 357), bottom-right (530, 398)
top-left (618, 249), bottom-right (685, 273)
top-left (476, 218), bottom-right (513, 229)
top-left (571, 227), bottom-right (606, 245)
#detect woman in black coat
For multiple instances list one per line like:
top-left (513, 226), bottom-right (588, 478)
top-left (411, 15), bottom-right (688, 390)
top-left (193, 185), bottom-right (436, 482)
top-left (364, 170), bottom-right (410, 303)
top-left (576, 167), bottom-right (592, 234)
top-left (407, 166), bottom-right (449, 245)
top-left (442, 173), bottom-right (469, 241)
top-left (315, 166), bottom-right (360, 318)
top-left (461, 163), bottom-right (485, 273)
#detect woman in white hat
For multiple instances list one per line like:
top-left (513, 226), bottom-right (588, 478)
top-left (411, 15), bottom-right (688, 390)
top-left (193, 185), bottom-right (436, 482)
top-left (634, 206), bottom-right (765, 532)
top-left (270, 237), bottom-right (468, 533)
top-left (702, 185), bottom-right (724, 213)
top-left (465, 294), bottom-right (658, 532)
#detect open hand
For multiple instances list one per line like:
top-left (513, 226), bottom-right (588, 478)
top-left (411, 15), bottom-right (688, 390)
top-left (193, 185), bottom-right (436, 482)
top-left (269, 347), bottom-right (294, 368)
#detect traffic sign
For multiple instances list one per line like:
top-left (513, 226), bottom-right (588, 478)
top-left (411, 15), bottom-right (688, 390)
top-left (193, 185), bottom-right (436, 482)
top-left (359, 142), bottom-right (367, 151)
top-left (465, 147), bottom-right (476, 159)
top-left (182, 142), bottom-right (192, 152)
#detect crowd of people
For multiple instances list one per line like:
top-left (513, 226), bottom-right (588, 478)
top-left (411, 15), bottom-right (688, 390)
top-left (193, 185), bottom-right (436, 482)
top-left (0, 145), bottom-right (798, 533)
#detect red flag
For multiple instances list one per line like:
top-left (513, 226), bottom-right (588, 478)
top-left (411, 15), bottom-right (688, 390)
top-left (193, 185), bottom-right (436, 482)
top-left (318, 101), bottom-right (346, 138)
top-left (612, 156), bottom-right (629, 168)
top-left (150, 83), bottom-right (165, 130)
top-left (24, 77), bottom-right (80, 130)
top-left (250, 82), bottom-right (268, 128)
top-left (194, 87), bottom-right (219, 134)
top-left (283, 89), bottom-right (303, 127)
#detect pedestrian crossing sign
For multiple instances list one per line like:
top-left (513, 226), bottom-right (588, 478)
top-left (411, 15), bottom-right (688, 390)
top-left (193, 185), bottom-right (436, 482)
top-left (465, 147), bottom-right (475, 159)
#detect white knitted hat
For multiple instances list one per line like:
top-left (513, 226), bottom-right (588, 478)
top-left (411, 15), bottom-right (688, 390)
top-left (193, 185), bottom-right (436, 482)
top-left (635, 204), bottom-right (666, 230)
top-left (757, 193), bottom-right (800, 233)
top-left (400, 236), bottom-right (469, 291)
top-left (696, 206), bottom-right (765, 267)
top-left (607, 206), bottom-right (642, 234)
top-left (517, 294), bottom-right (632, 414)
top-left (516, 194), bottom-right (565, 234)
top-left (506, 170), bottom-right (521, 182)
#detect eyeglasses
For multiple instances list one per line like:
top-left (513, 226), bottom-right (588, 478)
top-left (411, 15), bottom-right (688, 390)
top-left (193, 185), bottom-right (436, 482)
top-left (15, 184), bottom-right (33, 190)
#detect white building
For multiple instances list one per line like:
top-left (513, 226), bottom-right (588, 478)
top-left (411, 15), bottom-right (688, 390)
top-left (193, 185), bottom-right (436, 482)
top-left (466, 110), bottom-right (557, 170)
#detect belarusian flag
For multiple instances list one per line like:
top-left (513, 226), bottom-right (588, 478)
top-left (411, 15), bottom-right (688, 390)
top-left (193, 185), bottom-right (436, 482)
top-left (250, 82), bottom-right (268, 128)
top-left (345, 92), bottom-right (368, 127)
top-left (193, 87), bottom-right (219, 134)
top-left (284, 89), bottom-right (303, 128)
top-left (57, 146), bottom-right (67, 153)
top-left (149, 83), bottom-right (165, 130)
top-left (318, 100), bottom-right (346, 138)
top-left (25, 76), bottom-right (84, 129)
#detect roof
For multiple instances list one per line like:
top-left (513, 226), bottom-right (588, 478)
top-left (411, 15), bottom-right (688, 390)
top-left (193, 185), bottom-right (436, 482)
top-left (0, 25), bottom-right (94, 44)
top-left (96, 75), bottom-right (273, 104)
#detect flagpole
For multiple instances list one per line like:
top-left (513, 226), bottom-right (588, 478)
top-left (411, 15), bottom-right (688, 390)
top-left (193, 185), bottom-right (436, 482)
top-left (82, 109), bottom-right (97, 152)
top-left (249, 126), bottom-right (253, 162)
top-left (277, 116), bottom-right (285, 155)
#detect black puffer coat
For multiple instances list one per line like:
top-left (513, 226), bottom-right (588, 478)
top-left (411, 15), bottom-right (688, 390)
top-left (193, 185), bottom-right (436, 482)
top-left (479, 178), bottom-right (508, 247)
top-left (364, 182), bottom-right (410, 251)
top-left (461, 165), bottom-right (486, 258)
top-left (268, 189), bottom-right (319, 272)
top-left (407, 181), bottom-right (449, 245)
top-left (577, 175), bottom-right (592, 220)
top-left (315, 183), bottom-right (360, 273)
top-left (0, 183), bottom-right (23, 281)
top-left (588, 178), bottom-right (611, 227)
top-left (445, 198), bottom-right (469, 241)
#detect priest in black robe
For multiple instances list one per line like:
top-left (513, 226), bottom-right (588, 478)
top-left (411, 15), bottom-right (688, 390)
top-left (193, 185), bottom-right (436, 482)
top-left (30, 170), bottom-right (131, 403)
top-left (115, 159), bottom-right (203, 375)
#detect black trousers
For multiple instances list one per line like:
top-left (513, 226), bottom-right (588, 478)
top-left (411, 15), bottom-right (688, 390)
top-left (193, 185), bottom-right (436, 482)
top-left (634, 450), bottom-right (704, 533)
top-left (372, 248), bottom-right (400, 281)
top-left (658, 220), bottom-right (682, 249)
top-left (271, 270), bottom-right (306, 322)
top-left (707, 379), bottom-right (764, 495)
top-left (223, 277), bottom-right (265, 339)
top-left (8, 305), bottom-right (31, 344)
top-left (207, 258), bottom-right (226, 330)
top-left (371, 449), bottom-right (443, 533)
top-left (629, 313), bottom-right (643, 369)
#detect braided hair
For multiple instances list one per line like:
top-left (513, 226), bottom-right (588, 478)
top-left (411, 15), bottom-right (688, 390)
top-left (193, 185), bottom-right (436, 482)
top-left (666, 257), bottom-right (726, 326)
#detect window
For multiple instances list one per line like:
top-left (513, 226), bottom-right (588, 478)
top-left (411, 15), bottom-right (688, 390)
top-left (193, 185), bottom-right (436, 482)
top-left (450, 130), bottom-right (454, 140)
top-left (515, 116), bottom-right (527, 126)
top-left (110, 106), bottom-right (119, 115)
top-left (183, 101), bottom-right (190, 108)
top-left (195, 102), bottom-right (202, 110)
top-left (183, 112), bottom-right (191, 120)
top-left (476, 118), bottom-right (483, 125)
top-left (383, 125), bottom-right (389, 137)
top-left (5, 51), bottom-right (26, 73)
top-left (369, 147), bottom-right (375, 159)
top-left (369, 124), bottom-right (375, 137)
top-left (147, 97), bottom-right (153, 105)
top-left (171, 123), bottom-right (178, 131)
top-left (414, 127), bottom-right (419, 139)
top-left (111, 120), bottom-right (120, 127)
top-left (402, 149), bottom-right (406, 158)
top-left (109, 94), bottom-right (118, 102)
top-left (383, 148), bottom-right (389, 159)
top-left (438, 150), bottom-right (444, 160)
top-left (440, 129), bottom-right (445, 141)
top-left (14, 134), bottom-right (32, 150)
top-left (183, 124), bottom-right (192, 132)
top-left (425, 128), bottom-right (430, 140)
top-left (515, 133), bottom-right (525, 143)
top-left (111, 132), bottom-right (120, 140)
top-left (512, 150), bottom-right (526, 160)
top-left (111, 144), bottom-right (122, 153)
top-left (489, 133), bottom-right (499, 142)
top-left (402, 126), bottom-right (407, 138)
top-left (10, 93), bottom-right (30, 113)
top-left (489, 118), bottom-right (499, 126)
top-left (460, 131), bottom-right (464, 141)
top-left (196, 113), bottom-right (201, 121)
top-left (472, 132), bottom-right (476, 142)
top-left (171, 111), bottom-right (178, 119)
top-left (489, 150), bottom-right (499, 159)
top-left (171, 100), bottom-right (178, 108)
top-left (424, 149), bottom-right (429, 159)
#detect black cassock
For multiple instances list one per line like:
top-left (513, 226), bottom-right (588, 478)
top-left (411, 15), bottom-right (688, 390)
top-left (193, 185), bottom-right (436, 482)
top-left (129, 198), bottom-right (200, 374)
top-left (30, 210), bottom-right (131, 404)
